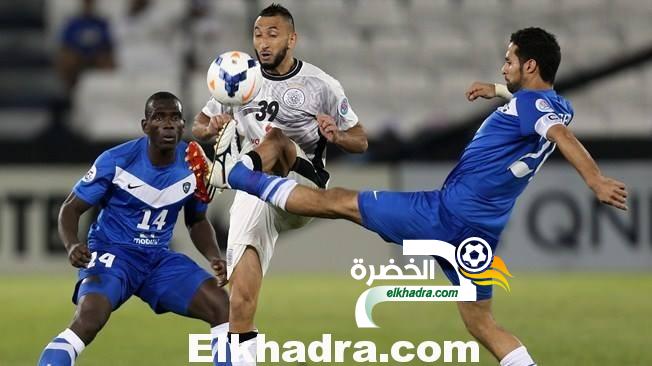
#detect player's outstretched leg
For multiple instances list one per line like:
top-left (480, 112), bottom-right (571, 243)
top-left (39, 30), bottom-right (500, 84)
top-left (37, 291), bottom-right (112, 366)
top-left (457, 300), bottom-right (537, 366)
top-left (188, 127), bottom-right (298, 202)
top-left (225, 159), bottom-right (362, 223)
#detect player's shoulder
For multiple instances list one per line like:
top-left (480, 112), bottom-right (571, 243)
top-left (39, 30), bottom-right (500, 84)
top-left (514, 89), bottom-right (557, 113)
top-left (104, 137), bottom-right (147, 166)
top-left (514, 89), bottom-right (545, 102)
top-left (298, 60), bottom-right (342, 89)
top-left (175, 140), bottom-right (190, 163)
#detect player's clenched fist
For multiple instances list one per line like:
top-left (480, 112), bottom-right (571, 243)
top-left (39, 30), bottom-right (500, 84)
top-left (210, 257), bottom-right (228, 287)
top-left (465, 81), bottom-right (497, 101)
top-left (590, 176), bottom-right (628, 211)
top-left (67, 243), bottom-right (92, 268)
top-left (207, 114), bottom-right (233, 137)
top-left (317, 114), bottom-right (339, 143)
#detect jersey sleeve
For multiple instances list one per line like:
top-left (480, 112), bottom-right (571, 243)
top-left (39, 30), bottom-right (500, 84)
top-left (515, 92), bottom-right (564, 139)
top-left (185, 195), bottom-right (208, 213)
top-left (73, 151), bottom-right (116, 206)
top-left (321, 75), bottom-right (359, 131)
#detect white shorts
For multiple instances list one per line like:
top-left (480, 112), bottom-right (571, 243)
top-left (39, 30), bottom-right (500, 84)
top-left (225, 143), bottom-right (325, 278)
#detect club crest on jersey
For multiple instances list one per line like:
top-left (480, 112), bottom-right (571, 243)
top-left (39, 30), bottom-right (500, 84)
top-left (282, 88), bottom-right (305, 108)
top-left (339, 97), bottom-right (349, 117)
top-left (82, 165), bottom-right (97, 183)
top-left (183, 182), bottom-right (191, 194)
top-left (535, 98), bottom-right (554, 113)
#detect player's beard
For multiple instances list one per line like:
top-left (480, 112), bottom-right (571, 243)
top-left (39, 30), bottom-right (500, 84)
top-left (256, 46), bottom-right (289, 73)
top-left (506, 65), bottom-right (524, 93)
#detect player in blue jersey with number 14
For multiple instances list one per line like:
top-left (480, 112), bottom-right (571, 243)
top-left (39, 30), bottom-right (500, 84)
top-left (190, 28), bottom-right (628, 365)
top-left (37, 92), bottom-right (231, 366)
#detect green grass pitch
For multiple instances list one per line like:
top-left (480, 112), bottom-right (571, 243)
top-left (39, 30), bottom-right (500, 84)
top-left (2, 273), bottom-right (651, 365)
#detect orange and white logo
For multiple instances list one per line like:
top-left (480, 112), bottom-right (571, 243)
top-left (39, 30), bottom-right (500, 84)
top-left (456, 237), bottom-right (513, 292)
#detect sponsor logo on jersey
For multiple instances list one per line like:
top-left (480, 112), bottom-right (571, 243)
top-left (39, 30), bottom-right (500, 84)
top-left (535, 98), bottom-right (554, 113)
top-left (82, 165), bottom-right (97, 183)
top-left (282, 88), bottom-right (305, 108)
top-left (546, 113), bottom-right (560, 122)
top-left (133, 233), bottom-right (159, 245)
top-left (127, 183), bottom-right (143, 189)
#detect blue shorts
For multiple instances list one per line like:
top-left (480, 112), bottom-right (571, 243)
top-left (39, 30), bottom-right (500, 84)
top-left (72, 243), bottom-right (213, 315)
top-left (358, 190), bottom-right (498, 300)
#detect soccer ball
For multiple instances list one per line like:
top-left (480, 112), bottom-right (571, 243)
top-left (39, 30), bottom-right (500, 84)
top-left (461, 243), bottom-right (488, 269)
top-left (206, 51), bottom-right (263, 106)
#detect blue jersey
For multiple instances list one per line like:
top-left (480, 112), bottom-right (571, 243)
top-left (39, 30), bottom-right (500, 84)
top-left (73, 137), bottom-right (206, 248)
top-left (441, 89), bottom-right (574, 237)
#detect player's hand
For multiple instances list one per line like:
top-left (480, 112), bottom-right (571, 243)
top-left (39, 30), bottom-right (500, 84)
top-left (465, 82), bottom-right (497, 101)
top-left (590, 176), bottom-right (628, 211)
top-left (210, 257), bottom-right (228, 287)
top-left (207, 114), bottom-right (233, 138)
top-left (67, 243), bottom-right (92, 268)
top-left (317, 114), bottom-right (340, 144)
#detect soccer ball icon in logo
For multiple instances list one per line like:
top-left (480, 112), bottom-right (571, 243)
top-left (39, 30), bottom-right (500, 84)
top-left (206, 51), bottom-right (263, 106)
top-left (455, 237), bottom-right (493, 273)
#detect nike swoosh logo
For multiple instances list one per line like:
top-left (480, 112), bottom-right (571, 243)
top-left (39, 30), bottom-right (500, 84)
top-left (241, 79), bottom-right (257, 102)
top-left (127, 184), bottom-right (143, 189)
top-left (373, 190), bottom-right (378, 200)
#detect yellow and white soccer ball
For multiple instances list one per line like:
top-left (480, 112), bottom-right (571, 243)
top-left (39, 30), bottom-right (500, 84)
top-left (206, 51), bottom-right (263, 106)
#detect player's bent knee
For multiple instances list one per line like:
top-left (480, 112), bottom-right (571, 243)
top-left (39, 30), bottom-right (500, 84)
top-left (266, 127), bottom-right (287, 142)
top-left (228, 248), bottom-right (262, 320)
top-left (229, 278), bottom-right (259, 321)
top-left (230, 285), bottom-right (257, 312)
top-left (189, 278), bottom-right (230, 325)
top-left (70, 293), bottom-right (112, 343)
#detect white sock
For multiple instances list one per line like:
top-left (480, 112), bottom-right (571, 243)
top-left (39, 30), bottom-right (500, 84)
top-left (500, 346), bottom-right (536, 366)
top-left (38, 328), bottom-right (85, 366)
top-left (210, 322), bottom-right (229, 363)
top-left (59, 328), bottom-right (85, 355)
top-left (268, 180), bottom-right (298, 210)
top-left (231, 334), bottom-right (258, 366)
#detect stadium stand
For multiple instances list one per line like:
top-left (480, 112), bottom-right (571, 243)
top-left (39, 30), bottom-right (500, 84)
top-left (0, 0), bottom-right (650, 160)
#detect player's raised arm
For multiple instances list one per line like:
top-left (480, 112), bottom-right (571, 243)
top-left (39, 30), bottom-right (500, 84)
top-left (58, 192), bottom-right (93, 268)
top-left (317, 71), bottom-right (368, 153)
top-left (547, 124), bottom-right (628, 210)
top-left (192, 111), bottom-right (233, 142)
top-left (465, 82), bottom-right (513, 101)
top-left (317, 114), bottom-right (368, 153)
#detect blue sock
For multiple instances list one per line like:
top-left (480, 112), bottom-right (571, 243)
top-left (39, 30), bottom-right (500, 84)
top-left (228, 160), bottom-right (298, 209)
top-left (38, 329), bottom-right (85, 366)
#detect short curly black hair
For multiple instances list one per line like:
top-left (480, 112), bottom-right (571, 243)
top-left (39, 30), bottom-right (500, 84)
top-left (144, 91), bottom-right (182, 119)
top-left (258, 3), bottom-right (294, 30)
top-left (510, 27), bottom-right (561, 84)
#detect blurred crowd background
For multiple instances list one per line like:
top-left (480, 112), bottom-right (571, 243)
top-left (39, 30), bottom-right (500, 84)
top-left (0, 0), bottom-right (651, 273)
top-left (1, 0), bottom-right (651, 162)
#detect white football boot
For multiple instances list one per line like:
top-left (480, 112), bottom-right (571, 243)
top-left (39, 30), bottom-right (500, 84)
top-left (208, 119), bottom-right (238, 192)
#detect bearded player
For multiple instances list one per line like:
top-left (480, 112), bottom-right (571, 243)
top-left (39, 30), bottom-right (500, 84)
top-left (196, 28), bottom-right (628, 365)
top-left (190, 4), bottom-right (367, 364)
